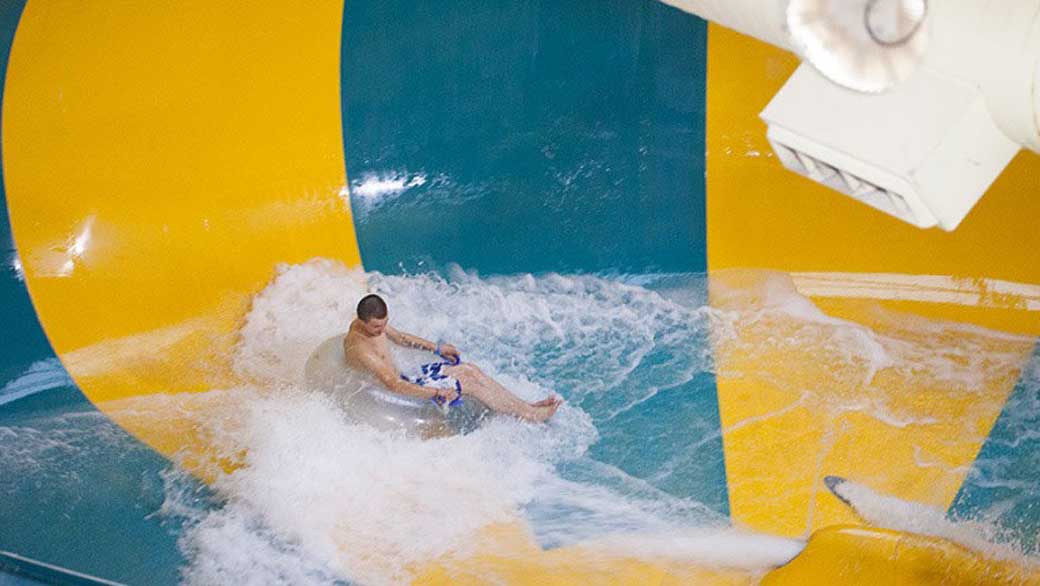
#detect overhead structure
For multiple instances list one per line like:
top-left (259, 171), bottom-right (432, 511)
top-left (661, 0), bottom-right (1040, 230)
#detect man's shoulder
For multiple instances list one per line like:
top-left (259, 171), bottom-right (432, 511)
top-left (342, 333), bottom-right (369, 366)
top-left (343, 329), bottom-right (381, 356)
top-left (343, 328), bottom-right (363, 347)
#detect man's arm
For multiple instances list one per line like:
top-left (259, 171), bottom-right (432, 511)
top-left (386, 326), bottom-right (461, 363)
top-left (356, 349), bottom-right (438, 400)
top-left (385, 326), bottom-right (436, 353)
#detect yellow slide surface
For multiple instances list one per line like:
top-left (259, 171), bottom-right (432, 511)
top-left (4, 0), bottom-right (359, 457)
top-left (765, 526), bottom-right (1040, 586)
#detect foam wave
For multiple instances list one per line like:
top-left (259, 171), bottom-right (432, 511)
top-left (233, 259), bottom-right (369, 384)
top-left (0, 358), bottom-right (75, 406)
top-left (830, 477), bottom-right (1040, 567)
top-left (710, 269), bottom-right (1032, 429)
top-left (165, 259), bottom-right (733, 584)
top-left (198, 391), bottom-right (557, 584)
top-left (136, 261), bottom-right (1039, 582)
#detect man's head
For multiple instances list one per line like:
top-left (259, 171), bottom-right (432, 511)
top-left (356, 294), bottom-right (388, 336)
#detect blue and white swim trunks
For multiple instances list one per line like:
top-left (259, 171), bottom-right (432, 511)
top-left (400, 361), bottom-right (463, 407)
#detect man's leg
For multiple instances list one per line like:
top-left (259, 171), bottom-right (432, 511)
top-left (444, 363), bottom-right (559, 422)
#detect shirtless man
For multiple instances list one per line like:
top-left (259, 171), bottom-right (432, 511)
top-left (343, 294), bottom-right (561, 422)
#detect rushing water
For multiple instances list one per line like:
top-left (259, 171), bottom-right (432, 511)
top-left (4, 259), bottom-right (1038, 584)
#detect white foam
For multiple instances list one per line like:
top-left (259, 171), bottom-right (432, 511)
top-left (233, 259), bottom-right (369, 384)
top-left (591, 529), bottom-right (803, 570)
top-left (10, 253), bottom-right (24, 281)
top-left (710, 269), bottom-right (1032, 422)
top-left (0, 358), bottom-right (74, 406)
top-left (350, 172), bottom-right (427, 203)
top-left (142, 384), bottom-right (606, 584)
top-left (832, 478), bottom-right (1038, 566)
top-left (206, 391), bottom-right (545, 584)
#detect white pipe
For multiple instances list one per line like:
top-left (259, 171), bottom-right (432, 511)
top-left (662, 0), bottom-right (1040, 154)
top-left (923, 0), bottom-right (1040, 152)
top-left (657, 0), bottom-right (792, 51)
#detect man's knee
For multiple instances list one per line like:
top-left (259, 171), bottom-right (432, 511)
top-left (447, 363), bottom-right (478, 380)
top-left (458, 363), bottom-right (481, 376)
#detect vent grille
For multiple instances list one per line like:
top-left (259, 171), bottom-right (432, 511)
top-left (770, 140), bottom-right (928, 227)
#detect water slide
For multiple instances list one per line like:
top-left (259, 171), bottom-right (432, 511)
top-left (1, 0), bottom-right (1039, 584)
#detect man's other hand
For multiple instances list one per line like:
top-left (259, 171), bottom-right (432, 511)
top-left (438, 343), bottom-right (460, 363)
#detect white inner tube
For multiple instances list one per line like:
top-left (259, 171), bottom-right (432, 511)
top-left (303, 335), bottom-right (492, 436)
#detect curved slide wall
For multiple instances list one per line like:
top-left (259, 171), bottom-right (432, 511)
top-left (0, 0), bottom-right (1038, 584)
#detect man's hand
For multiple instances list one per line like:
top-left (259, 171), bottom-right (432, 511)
top-left (431, 387), bottom-right (455, 405)
top-left (437, 343), bottom-right (460, 363)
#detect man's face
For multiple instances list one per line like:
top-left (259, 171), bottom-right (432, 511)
top-left (361, 316), bottom-right (388, 337)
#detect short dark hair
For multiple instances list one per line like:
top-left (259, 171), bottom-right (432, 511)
top-left (356, 294), bottom-right (388, 321)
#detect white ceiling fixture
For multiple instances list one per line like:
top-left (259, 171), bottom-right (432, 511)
top-left (660, 0), bottom-right (1040, 231)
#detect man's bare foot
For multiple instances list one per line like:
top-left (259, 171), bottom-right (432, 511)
top-left (531, 395), bottom-right (561, 407)
top-left (527, 400), bottom-right (560, 422)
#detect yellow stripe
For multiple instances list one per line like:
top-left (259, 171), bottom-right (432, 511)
top-left (705, 25), bottom-right (1040, 537)
top-left (3, 0), bottom-right (358, 456)
top-left (764, 526), bottom-right (1040, 586)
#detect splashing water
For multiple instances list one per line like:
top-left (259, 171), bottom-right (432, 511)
top-left (25, 259), bottom-right (1036, 584)
top-left (142, 260), bottom-right (776, 584)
